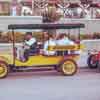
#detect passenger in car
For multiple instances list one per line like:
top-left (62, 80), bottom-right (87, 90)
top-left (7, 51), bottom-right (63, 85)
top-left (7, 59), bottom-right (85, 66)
top-left (56, 34), bottom-right (74, 46)
top-left (43, 33), bottom-right (56, 56)
top-left (56, 34), bottom-right (74, 55)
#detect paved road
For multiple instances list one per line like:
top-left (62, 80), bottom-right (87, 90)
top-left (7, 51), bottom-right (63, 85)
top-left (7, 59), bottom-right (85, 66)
top-left (0, 68), bottom-right (100, 100)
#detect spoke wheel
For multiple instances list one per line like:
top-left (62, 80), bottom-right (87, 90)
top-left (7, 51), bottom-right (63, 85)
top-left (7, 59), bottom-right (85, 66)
top-left (60, 59), bottom-right (77, 76)
top-left (0, 62), bottom-right (8, 78)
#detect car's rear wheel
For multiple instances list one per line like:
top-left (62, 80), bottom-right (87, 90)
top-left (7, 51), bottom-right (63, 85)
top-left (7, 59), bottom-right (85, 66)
top-left (0, 61), bottom-right (8, 78)
top-left (87, 55), bottom-right (98, 69)
top-left (60, 59), bottom-right (77, 76)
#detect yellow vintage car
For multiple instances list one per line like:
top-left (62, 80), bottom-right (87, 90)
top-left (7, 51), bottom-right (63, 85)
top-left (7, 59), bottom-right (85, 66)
top-left (0, 23), bottom-right (85, 78)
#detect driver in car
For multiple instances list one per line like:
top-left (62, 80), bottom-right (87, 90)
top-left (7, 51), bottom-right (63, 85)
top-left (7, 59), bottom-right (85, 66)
top-left (16, 32), bottom-right (36, 61)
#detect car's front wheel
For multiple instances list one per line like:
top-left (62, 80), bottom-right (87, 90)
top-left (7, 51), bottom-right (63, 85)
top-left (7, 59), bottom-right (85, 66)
top-left (0, 61), bottom-right (8, 78)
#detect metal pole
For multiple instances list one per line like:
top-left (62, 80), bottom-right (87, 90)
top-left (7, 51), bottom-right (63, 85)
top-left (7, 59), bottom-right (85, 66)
top-left (32, 0), bottom-right (34, 15)
top-left (78, 28), bottom-right (80, 40)
top-left (68, 29), bottom-right (70, 39)
top-left (12, 30), bottom-right (15, 66)
top-left (78, 28), bottom-right (80, 49)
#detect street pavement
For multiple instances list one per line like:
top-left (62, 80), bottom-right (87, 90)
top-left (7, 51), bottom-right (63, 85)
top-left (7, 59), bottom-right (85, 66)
top-left (0, 68), bottom-right (100, 100)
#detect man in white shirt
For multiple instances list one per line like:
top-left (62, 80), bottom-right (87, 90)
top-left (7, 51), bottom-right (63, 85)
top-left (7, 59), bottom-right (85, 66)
top-left (16, 32), bottom-right (36, 61)
top-left (43, 33), bottom-right (56, 55)
top-left (24, 33), bottom-right (36, 48)
top-left (21, 2), bottom-right (32, 16)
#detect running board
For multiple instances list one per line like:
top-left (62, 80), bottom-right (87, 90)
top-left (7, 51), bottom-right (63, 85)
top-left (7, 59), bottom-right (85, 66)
top-left (12, 67), bottom-right (55, 72)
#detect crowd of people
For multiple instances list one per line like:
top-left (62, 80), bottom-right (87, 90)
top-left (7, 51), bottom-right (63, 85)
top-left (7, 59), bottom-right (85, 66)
top-left (10, 0), bottom-right (32, 16)
top-left (11, 0), bottom-right (100, 18)
top-left (43, 2), bottom-right (100, 19)
top-left (2, 0), bottom-right (99, 19)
